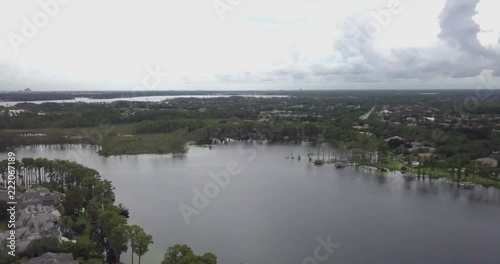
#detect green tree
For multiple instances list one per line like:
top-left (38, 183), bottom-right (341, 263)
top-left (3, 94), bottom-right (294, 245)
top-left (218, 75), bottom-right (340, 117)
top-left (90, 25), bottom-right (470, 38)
top-left (162, 244), bottom-right (194, 264)
top-left (0, 247), bottom-right (18, 264)
top-left (128, 225), bottom-right (154, 264)
top-left (62, 187), bottom-right (85, 216)
top-left (60, 215), bottom-right (73, 237)
top-left (23, 236), bottom-right (61, 258)
top-left (198, 253), bottom-right (217, 264)
top-left (0, 200), bottom-right (8, 221)
top-left (128, 225), bottom-right (142, 264)
top-left (110, 225), bottom-right (129, 263)
top-left (97, 210), bottom-right (128, 263)
top-left (135, 229), bottom-right (153, 264)
top-left (162, 244), bottom-right (216, 264)
top-left (60, 241), bottom-right (89, 260)
top-left (71, 221), bottom-right (87, 235)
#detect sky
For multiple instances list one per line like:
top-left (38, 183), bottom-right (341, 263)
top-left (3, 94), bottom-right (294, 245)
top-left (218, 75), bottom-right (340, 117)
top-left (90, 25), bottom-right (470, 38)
top-left (0, 0), bottom-right (499, 91)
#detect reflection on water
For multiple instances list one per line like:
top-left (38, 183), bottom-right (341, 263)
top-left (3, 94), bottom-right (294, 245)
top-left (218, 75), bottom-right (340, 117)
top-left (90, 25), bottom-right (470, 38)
top-left (3, 143), bottom-right (500, 264)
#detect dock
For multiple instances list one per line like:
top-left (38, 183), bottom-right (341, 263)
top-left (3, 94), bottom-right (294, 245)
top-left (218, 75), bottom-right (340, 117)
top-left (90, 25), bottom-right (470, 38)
top-left (459, 182), bottom-right (476, 188)
top-left (403, 174), bottom-right (417, 180)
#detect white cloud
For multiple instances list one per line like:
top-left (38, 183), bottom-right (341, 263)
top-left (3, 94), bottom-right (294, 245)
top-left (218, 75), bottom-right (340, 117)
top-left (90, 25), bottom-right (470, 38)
top-left (0, 0), bottom-right (499, 91)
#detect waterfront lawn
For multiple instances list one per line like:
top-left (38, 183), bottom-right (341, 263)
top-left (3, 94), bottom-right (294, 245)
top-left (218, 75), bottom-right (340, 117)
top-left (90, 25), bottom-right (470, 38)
top-left (375, 152), bottom-right (404, 171)
top-left (384, 159), bottom-right (404, 171)
top-left (75, 215), bottom-right (90, 244)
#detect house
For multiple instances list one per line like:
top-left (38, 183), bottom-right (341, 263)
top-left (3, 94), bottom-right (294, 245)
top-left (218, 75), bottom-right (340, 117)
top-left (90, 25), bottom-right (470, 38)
top-left (418, 153), bottom-right (432, 159)
top-left (0, 109), bottom-right (26, 117)
top-left (26, 252), bottom-right (78, 264)
top-left (385, 136), bottom-right (404, 142)
top-left (410, 141), bottom-right (422, 150)
top-left (0, 188), bottom-right (62, 252)
top-left (18, 188), bottom-right (60, 209)
top-left (0, 204), bottom-right (62, 252)
top-left (476, 158), bottom-right (498, 167)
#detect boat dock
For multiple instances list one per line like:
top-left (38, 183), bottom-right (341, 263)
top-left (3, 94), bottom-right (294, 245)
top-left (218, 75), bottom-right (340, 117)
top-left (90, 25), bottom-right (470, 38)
top-left (459, 182), bottom-right (476, 188)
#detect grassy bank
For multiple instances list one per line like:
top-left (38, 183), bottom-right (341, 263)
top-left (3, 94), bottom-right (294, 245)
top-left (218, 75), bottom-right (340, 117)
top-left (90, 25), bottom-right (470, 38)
top-left (75, 215), bottom-right (90, 245)
top-left (445, 174), bottom-right (500, 188)
top-left (2, 124), bottom-right (195, 156)
top-left (99, 130), bottom-right (189, 156)
top-left (376, 153), bottom-right (500, 188)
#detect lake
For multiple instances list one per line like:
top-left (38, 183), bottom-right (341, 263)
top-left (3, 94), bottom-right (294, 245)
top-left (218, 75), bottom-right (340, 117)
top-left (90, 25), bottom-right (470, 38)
top-left (0, 95), bottom-right (289, 107)
top-left (3, 143), bottom-right (500, 264)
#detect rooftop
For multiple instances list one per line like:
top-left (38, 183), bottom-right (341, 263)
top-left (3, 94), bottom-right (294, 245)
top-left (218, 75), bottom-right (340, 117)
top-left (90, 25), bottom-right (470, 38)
top-left (26, 252), bottom-right (78, 264)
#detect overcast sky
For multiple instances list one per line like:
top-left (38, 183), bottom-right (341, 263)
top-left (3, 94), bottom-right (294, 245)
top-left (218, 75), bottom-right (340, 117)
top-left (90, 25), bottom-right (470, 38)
top-left (0, 0), bottom-right (499, 91)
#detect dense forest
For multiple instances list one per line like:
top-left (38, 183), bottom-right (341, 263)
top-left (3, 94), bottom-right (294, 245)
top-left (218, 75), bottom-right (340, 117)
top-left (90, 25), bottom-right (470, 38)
top-left (0, 90), bottom-right (499, 185)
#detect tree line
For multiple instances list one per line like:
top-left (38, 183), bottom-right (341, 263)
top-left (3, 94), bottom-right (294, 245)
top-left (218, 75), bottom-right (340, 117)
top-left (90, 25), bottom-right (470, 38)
top-left (0, 158), bottom-right (217, 263)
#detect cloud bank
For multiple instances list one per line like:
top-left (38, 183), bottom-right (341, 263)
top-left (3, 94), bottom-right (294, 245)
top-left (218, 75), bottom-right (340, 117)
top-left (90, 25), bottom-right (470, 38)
top-left (0, 0), bottom-right (499, 90)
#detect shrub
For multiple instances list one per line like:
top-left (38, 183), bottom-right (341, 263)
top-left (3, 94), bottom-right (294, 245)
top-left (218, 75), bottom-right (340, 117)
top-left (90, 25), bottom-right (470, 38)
top-left (72, 222), bottom-right (87, 235)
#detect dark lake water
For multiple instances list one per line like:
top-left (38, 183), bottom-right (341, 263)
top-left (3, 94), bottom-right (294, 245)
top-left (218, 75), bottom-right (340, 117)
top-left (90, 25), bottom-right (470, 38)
top-left (3, 143), bottom-right (500, 264)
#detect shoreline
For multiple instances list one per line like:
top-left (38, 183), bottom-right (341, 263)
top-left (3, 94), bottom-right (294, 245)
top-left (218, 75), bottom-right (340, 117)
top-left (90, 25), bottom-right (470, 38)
top-left (6, 142), bottom-right (500, 189)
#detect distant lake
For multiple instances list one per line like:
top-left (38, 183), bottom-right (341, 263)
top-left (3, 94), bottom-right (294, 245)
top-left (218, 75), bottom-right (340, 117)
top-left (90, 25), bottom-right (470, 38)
top-left (3, 143), bottom-right (500, 264)
top-left (0, 95), bottom-right (289, 107)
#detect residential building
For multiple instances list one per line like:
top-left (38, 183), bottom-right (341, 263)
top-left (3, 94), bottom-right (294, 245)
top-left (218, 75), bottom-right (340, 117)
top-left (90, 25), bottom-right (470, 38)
top-left (26, 252), bottom-right (78, 264)
top-left (476, 158), bottom-right (498, 167)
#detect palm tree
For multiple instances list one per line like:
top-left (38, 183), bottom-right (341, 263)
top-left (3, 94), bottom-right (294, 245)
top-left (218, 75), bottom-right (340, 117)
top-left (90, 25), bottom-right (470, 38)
top-left (60, 215), bottom-right (73, 237)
